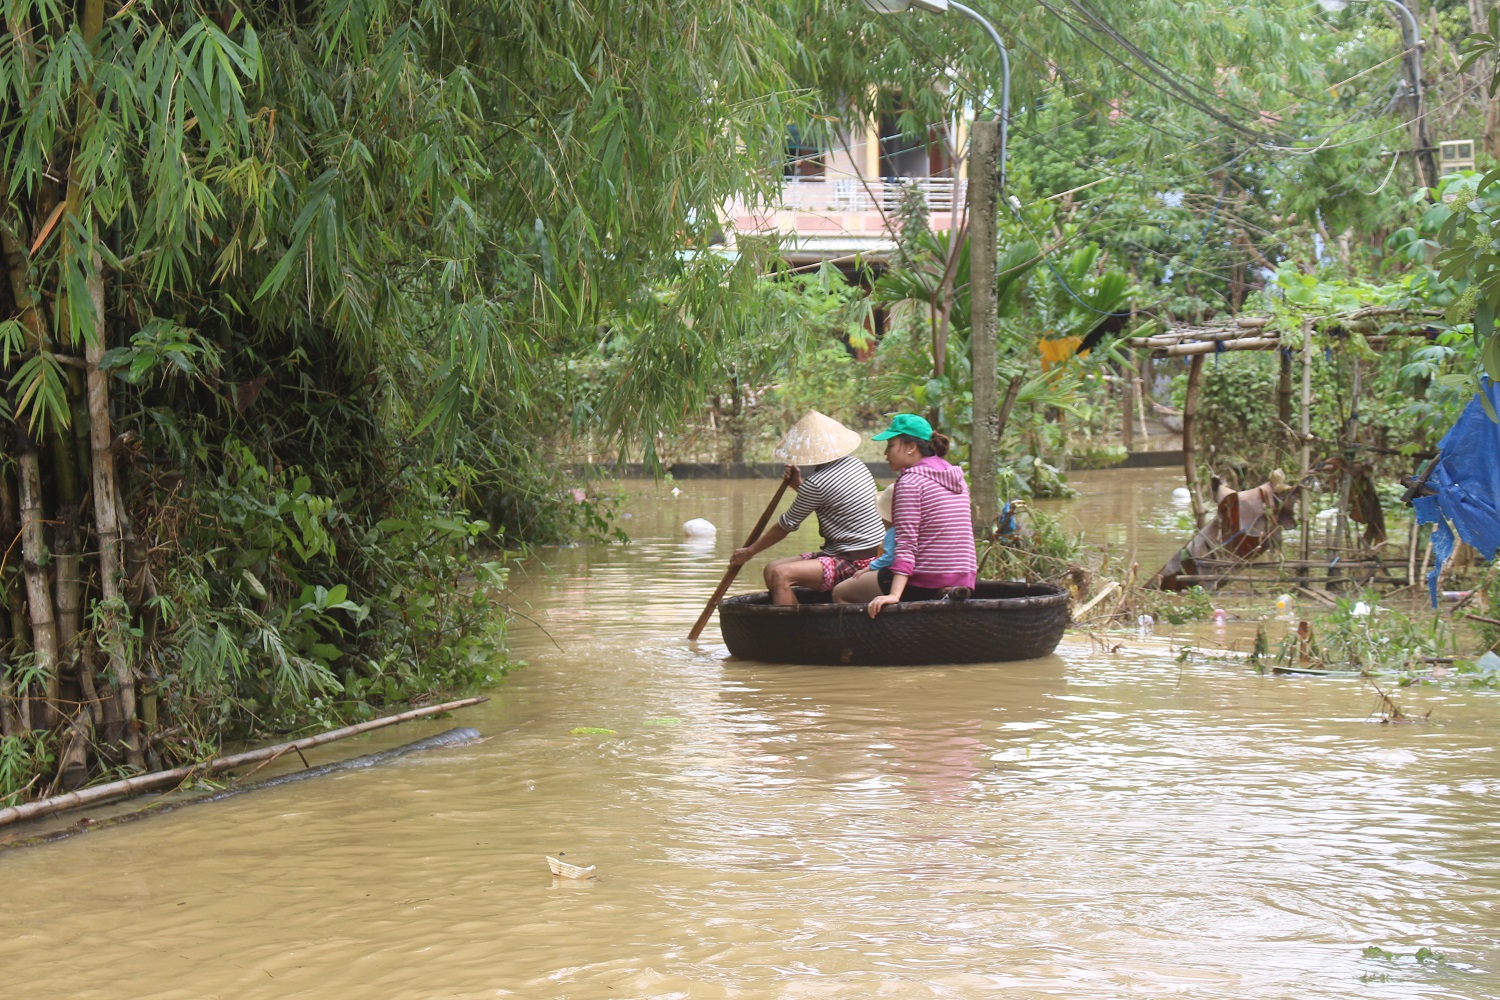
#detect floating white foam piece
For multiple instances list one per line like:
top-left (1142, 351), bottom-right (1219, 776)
top-left (682, 518), bottom-right (717, 537)
top-left (670, 486), bottom-right (682, 497)
top-left (1352, 601), bottom-right (1371, 617)
top-left (1171, 487), bottom-right (1192, 503)
top-left (546, 855), bottom-right (596, 879)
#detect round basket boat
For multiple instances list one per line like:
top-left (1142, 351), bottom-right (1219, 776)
top-left (718, 581), bottom-right (1070, 666)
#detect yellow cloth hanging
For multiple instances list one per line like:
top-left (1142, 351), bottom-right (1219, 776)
top-left (1038, 336), bottom-right (1085, 371)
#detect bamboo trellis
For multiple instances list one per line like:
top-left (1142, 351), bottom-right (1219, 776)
top-left (1133, 310), bottom-right (1437, 593)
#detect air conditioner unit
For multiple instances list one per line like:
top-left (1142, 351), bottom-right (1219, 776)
top-left (1439, 139), bottom-right (1476, 174)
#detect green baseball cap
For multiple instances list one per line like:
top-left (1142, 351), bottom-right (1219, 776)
top-left (872, 413), bottom-right (933, 441)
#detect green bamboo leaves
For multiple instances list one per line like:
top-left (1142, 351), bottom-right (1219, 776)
top-left (8, 351), bottom-right (66, 434)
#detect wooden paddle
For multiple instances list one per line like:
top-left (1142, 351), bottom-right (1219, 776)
top-left (687, 479), bottom-right (789, 641)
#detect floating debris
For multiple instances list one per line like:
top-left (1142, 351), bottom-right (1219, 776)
top-left (546, 855), bottom-right (596, 879)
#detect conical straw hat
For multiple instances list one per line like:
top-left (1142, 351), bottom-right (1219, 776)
top-left (773, 410), bottom-right (862, 465)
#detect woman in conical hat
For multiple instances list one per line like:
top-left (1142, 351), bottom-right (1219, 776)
top-left (727, 411), bottom-right (885, 605)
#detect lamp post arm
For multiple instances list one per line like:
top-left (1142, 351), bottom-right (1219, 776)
top-left (948, 0), bottom-right (1010, 192)
top-left (1379, 0), bottom-right (1422, 105)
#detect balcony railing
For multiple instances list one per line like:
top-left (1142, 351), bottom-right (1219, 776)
top-left (762, 175), bottom-right (967, 214)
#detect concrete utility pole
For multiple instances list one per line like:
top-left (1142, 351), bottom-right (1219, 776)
top-left (968, 118), bottom-right (1000, 532)
top-left (862, 0), bottom-right (1010, 531)
top-left (1392, 0), bottom-right (1438, 189)
top-left (1323, 0), bottom-right (1435, 187)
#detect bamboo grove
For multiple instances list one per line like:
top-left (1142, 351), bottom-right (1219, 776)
top-left (0, 0), bottom-right (810, 796)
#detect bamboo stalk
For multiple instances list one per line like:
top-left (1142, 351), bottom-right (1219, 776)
top-left (0, 696), bottom-right (490, 829)
top-left (1173, 573), bottom-right (1408, 584)
top-left (1, 204), bottom-right (59, 730)
top-left (15, 435), bottom-right (59, 729)
top-left (1130, 327), bottom-right (1265, 348)
top-left (84, 261), bottom-right (139, 766)
top-left (0, 462), bottom-right (21, 738)
top-left (52, 370), bottom-right (91, 652)
top-left (1296, 585), bottom-right (1339, 608)
top-left (1154, 336), bottom-right (1280, 358)
top-left (1075, 580), bottom-right (1120, 618)
top-left (1190, 560), bottom-right (1392, 569)
top-left (51, 503), bottom-right (84, 654)
top-left (1135, 359), bottom-right (1150, 441)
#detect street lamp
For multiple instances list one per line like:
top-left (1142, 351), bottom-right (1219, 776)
top-left (862, 0), bottom-right (1013, 530)
top-left (1318, 0), bottom-right (1435, 187)
top-left (861, 0), bottom-right (1010, 191)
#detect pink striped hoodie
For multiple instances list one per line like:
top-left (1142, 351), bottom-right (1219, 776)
top-left (890, 455), bottom-right (978, 589)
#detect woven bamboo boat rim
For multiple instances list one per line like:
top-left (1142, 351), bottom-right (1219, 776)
top-left (720, 592), bottom-right (1067, 613)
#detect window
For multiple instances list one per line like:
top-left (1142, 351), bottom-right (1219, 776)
top-left (785, 125), bottom-right (826, 179)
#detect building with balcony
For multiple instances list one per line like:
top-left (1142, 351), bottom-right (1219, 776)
top-left (723, 113), bottom-right (969, 267)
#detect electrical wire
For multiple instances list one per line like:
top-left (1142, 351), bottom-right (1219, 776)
top-left (1035, 0), bottom-right (1411, 151)
top-left (1358, 148), bottom-right (1403, 196)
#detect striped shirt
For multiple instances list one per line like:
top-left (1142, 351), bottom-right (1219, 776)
top-left (890, 456), bottom-right (977, 589)
top-left (777, 455), bottom-right (885, 555)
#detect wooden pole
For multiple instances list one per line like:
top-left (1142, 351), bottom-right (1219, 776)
top-left (1182, 353), bottom-right (1206, 529)
top-left (0, 697), bottom-right (489, 829)
top-left (968, 119), bottom-right (1001, 532)
top-left (1277, 346), bottom-right (1293, 433)
top-left (1120, 361), bottom-right (1134, 453)
top-left (1407, 518), bottom-right (1421, 590)
top-left (1300, 319), bottom-right (1314, 563)
top-left (1136, 349), bottom-right (1151, 441)
top-left (687, 480), bottom-right (789, 641)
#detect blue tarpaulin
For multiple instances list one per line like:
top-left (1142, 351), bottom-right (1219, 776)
top-left (1412, 378), bottom-right (1500, 605)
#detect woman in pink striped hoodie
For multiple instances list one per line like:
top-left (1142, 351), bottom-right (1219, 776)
top-left (865, 413), bottom-right (977, 618)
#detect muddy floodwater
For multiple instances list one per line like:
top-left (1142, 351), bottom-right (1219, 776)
top-left (4, 470), bottom-right (1500, 998)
